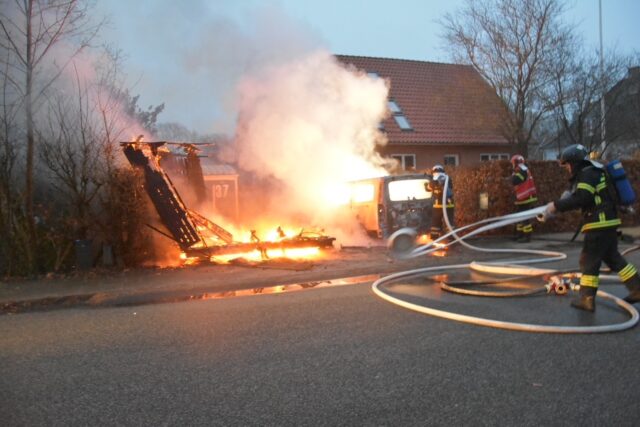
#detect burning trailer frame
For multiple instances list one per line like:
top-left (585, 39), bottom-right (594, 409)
top-left (120, 140), bottom-right (335, 261)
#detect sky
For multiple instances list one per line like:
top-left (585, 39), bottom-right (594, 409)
top-left (94, 0), bottom-right (640, 135)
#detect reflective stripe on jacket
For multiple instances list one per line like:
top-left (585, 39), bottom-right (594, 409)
top-left (554, 163), bottom-right (621, 233)
top-left (512, 165), bottom-right (538, 205)
top-left (428, 173), bottom-right (454, 208)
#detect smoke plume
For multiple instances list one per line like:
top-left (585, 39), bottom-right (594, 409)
top-left (99, 2), bottom-right (395, 244)
top-left (226, 50), bottom-right (390, 238)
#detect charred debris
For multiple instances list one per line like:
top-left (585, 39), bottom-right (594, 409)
top-left (120, 139), bottom-right (335, 262)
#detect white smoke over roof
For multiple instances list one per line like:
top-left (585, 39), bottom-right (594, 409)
top-left (228, 50), bottom-right (390, 217)
top-left (195, 6), bottom-right (392, 241)
top-left (96, 1), bottom-right (327, 135)
top-left (96, 1), bottom-right (394, 243)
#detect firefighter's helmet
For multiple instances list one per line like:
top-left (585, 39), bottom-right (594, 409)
top-left (510, 154), bottom-right (525, 168)
top-left (559, 144), bottom-right (589, 166)
top-left (432, 164), bottom-right (445, 173)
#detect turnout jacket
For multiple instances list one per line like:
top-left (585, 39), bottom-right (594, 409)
top-left (428, 173), bottom-right (454, 208)
top-left (511, 164), bottom-right (537, 205)
top-left (554, 162), bottom-right (621, 233)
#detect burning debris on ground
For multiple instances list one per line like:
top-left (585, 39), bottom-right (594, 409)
top-left (121, 139), bottom-right (337, 266)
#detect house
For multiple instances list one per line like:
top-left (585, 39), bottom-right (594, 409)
top-left (200, 162), bottom-right (239, 222)
top-left (601, 66), bottom-right (640, 159)
top-left (336, 55), bottom-right (516, 169)
top-left (544, 66), bottom-right (640, 160)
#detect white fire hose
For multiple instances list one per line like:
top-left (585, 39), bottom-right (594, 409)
top-left (372, 175), bottom-right (639, 333)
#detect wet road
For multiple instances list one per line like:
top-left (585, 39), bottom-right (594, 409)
top-left (2, 277), bottom-right (640, 426)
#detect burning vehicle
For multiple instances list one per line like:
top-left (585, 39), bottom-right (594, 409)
top-left (348, 173), bottom-right (433, 238)
top-left (120, 139), bottom-right (335, 263)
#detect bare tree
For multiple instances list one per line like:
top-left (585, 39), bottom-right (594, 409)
top-left (39, 65), bottom-right (104, 233)
top-left (122, 91), bottom-right (164, 134)
top-left (440, 0), bottom-right (576, 156)
top-left (0, 0), bottom-right (102, 265)
top-left (93, 48), bottom-right (158, 267)
top-left (156, 122), bottom-right (200, 142)
top-left (0, 49), bottom-right (26, 275)
top-left (35, 46), bottom-right (163, 270)
top-left (600, 66), bottom-right (640, 158)
top-left (548, 47), bottom-right (631, 156)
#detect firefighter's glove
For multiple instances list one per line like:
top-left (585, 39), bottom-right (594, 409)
top-left (537, 202), bottom-right (556, 222)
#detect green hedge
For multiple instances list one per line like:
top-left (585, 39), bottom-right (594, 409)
top-left (444, 160), bottom-right (640, 235)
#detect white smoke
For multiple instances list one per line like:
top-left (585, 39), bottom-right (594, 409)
top-left (97, 2), bottom-right (395, 244)
top-left (223, 49), bottom-right (391, 242)
top-left (179, 3), bottom-right (328, 135)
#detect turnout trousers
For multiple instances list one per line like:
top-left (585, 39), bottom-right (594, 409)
top-left (430, 206), bottom-right (454, 240)
top-left (580, 228), bottom-right (639, 289)
top-left (515, 201), bottom-right (535, 239)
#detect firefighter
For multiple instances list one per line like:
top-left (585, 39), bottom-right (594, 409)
top-left (426, 164), bottom-right (454, 241)
top-left (538, 144), bottom-right (640, 311)
top-left (510, 154), bottom-right (538, 243)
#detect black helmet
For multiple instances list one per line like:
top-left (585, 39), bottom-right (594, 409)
top-left (559, 144), bottom-right (589, 165)
top-left (432, 164), bottom-right (445, 173)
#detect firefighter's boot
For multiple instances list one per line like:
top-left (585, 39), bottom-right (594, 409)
top-left (517, 233), bottom-right (531, 243)
top-left (513, 227), bottom-right (522, 241)
top-left (571, 286), bottom-right (597, 312)
top-left (623, 274), bottom-right (640, 304)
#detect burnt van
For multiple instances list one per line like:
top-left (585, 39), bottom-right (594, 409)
top-left (348, 173), bottom-right (433, 238)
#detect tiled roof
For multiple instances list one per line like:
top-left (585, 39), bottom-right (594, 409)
top-left (200, 160), bottom-right (237, 176)
top-left (336, 55), bottom-right (510, 145)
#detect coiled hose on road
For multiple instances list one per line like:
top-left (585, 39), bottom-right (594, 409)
top-left (372, 176), bottom-right (639, 333)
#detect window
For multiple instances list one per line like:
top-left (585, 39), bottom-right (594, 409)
top-left (480, 153), bottom-right (509, 162)
top-left (391, 154), bottom-right (416, 170)
top-left (388, 100), bottom-right (402, 114)
top-left (443, 154), bottom-right (459, 166)
top-left (367, 71), bottom-right (380, 79)
top-left (388, 178), bottom-right (431, 201)
top-left (393, 115), bottom-right (413, 130)
top-left (387, 98), bottom-right (413, 131)
top-left (585, 117), bottom-right (595, 136)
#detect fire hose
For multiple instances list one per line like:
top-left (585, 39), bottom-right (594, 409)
top-left (372, 175), bottom-right (639, 333)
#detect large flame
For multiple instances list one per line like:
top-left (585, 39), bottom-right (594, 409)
top-left (167, 51), bottom-right (398, 266)
top-left (210, 247), bottom-right (319, 264)
top-left (220, 49), bottom-right (393, 246)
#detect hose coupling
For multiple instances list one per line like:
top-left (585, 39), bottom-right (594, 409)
top-left (545, 276), bottom-right (575, 295)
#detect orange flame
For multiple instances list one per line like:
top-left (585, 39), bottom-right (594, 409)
top-left (211, 247), bottom-right (320, 263)
top-left (416, 234), bottom-right (448, 257)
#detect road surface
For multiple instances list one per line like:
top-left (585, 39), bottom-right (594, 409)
top-left (2, 273), bottom-right (640, 426)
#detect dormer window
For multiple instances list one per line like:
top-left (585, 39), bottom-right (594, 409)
top-left (394, 115), bottom-right (413, 130)
top-left (388, 100), bottom-right (402, 114)
top-left (388, 99), bottom-right (413, 131)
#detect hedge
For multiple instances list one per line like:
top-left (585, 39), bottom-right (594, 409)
top-left (442, 160), bottom-right (640, 235)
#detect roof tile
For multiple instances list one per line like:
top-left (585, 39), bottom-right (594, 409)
top-left (336, 55), bottom-right (510, 145)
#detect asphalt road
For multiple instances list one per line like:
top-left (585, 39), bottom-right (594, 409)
top-left (2, 274), bottom-right (640, 426)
